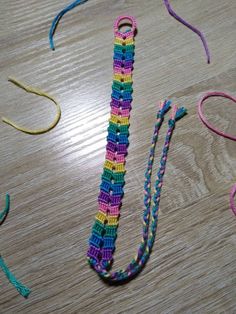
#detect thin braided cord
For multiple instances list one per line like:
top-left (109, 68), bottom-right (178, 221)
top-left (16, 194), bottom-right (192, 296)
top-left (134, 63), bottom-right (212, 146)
top-left (2, 77), bottom-right (61, 135)
top-left (88, 105), bottom-right (187, 282)
top-left (0, 195), bottom-right (30, 297)
top-left (197, 91), bottom-right (236, 216)
top-left (49, 0), bottom-right (89, 50)
top-left (0, 256), bottom-right (30, 298)
top-left (163, 0), bottom-right (210, 64)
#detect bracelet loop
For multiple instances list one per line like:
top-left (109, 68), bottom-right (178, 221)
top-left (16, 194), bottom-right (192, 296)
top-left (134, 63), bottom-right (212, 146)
top-left (114, 15), bottom-right (137, 38)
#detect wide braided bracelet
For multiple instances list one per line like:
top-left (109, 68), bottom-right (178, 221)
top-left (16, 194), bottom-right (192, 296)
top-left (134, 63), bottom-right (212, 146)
top-left (87, 16), bottom-right (187, 282)
top-left (87, 16), bottom-right (136, 269)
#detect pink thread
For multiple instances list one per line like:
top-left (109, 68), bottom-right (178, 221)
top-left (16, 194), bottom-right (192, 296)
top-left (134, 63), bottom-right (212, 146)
top-left (114, 15), bottom-right (137, 38)
top-left (197, 91), bottom-right (236, 216)
top-left (170, 104), bottom-right (177, 120)
top-left (198, 91), bottom-right (236, 141)
top-left (230, 184), bottom-right (236, 216)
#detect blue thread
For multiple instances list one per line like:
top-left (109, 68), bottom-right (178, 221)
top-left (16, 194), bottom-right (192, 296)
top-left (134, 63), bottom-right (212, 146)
top-left (49, 0), bottom-right (89, 50)
top-left (175, 107), bottom-right (187, 120)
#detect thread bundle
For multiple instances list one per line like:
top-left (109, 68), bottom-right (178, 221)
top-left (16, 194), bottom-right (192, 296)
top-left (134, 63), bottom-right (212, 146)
top-left (87, 16), bottom-right (187, 282)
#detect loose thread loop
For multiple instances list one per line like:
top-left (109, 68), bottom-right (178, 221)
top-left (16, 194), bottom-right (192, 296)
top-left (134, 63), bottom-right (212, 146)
top-left (49, 0), bottom-right (89, 50)
top-left (197, 91), bottom-right (236, 216)
top-left (163, 0), bottom-right (211, 64)
top-left (2, 77), bottom-right (61, 135)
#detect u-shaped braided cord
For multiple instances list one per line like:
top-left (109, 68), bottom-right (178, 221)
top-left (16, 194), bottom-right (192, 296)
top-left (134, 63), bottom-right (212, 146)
top-left (163, 0), bottom-right (210, 64)
top-left (88, 104), bottom-right (187, 281)
top-left (197, 91), bottom-right (236, 216)
top-left (0, 195), bottom-right (30, 297)
top-left (49, 0), bottom-right (89, 50)
top-left (2, 77), bottom-right (61, 135)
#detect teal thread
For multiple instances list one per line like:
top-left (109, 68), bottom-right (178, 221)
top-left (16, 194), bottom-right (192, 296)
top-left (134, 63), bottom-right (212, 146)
top-left (0, 256), bottom-right (30, 298)
top-left (0, 194), bottom-right (10, 223)
top-left (0, 194), bottom-right (31, 298)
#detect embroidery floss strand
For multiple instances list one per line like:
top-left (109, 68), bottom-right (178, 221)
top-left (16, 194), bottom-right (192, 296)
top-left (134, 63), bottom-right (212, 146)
top-left (230, 184), bottom-right (236, 216)
top-left (0, 194), bottom-right (10, 224)
top-left (163, 0), bottom-right (211, 64)
top-left (0, 195), bottom-right (30, 297)
top-left (2, 77), bottom-right (61, 135)
top-left (49, 0), bottom-right (89, 50)
top-left (0, 256), bottom-right (30, 298)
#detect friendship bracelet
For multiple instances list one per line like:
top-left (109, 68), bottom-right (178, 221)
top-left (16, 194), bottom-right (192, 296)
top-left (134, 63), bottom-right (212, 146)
top-left (2, 77), bottom-right (61, 135)
top-left (0, 195), bottom-right (30, 297)
top-left (87, 15), bottom-right (136, 272)
top-left (87, 16), bottom-right (187, 282)
top-left (163, 0), bottom-right (210, 64)
top-left (197, 91), bottom-right (236, 215)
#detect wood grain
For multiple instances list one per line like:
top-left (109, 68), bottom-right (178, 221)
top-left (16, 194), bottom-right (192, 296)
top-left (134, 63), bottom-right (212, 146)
top-left (0, 0), bottom-right (236, 313)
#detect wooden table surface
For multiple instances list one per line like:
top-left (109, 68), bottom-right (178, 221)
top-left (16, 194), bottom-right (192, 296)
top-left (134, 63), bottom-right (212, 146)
top-left (0, 0), bottom-right (236, 313)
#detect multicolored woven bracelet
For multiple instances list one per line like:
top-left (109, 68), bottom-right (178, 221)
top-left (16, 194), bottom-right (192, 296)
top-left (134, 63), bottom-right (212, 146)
top-left (87, 16), bottom-right (187, 282)
top-left (87, 15), bottom-right (136, 269)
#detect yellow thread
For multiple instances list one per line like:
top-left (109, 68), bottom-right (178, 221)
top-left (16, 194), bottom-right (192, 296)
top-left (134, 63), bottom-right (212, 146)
top-left (115, 163), bottom-right (125, 173)
top-left (113, 74), bottom-right (132, 83)
top-left (114, 38), bottom-right (134, 46)
top-left (2, 77), bottom-right (61, 135)
top-left (109, 115), bottom-right (129, 126)
top-left (104, 160), bottom-right (114, 171)
top-left (108, 216), bottom-right (118, 226)
top-left (96, 211), bottom-right (107, 224)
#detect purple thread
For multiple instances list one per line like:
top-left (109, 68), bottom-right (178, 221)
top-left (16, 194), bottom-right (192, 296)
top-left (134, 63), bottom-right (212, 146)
top-left (163, 0), bottom-right (211, 64)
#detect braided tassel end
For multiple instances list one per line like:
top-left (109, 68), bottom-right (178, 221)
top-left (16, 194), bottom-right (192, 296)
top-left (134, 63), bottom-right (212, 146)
top-left (171, 104), bottom-right (187, 121)
top-left (159, 100), bottom-right (171, 116)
